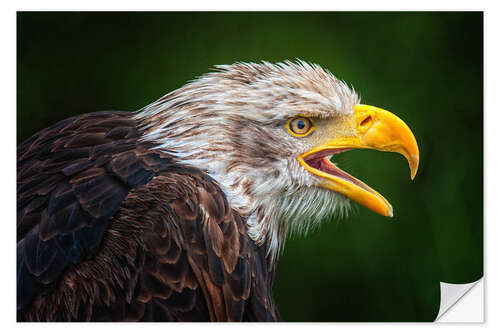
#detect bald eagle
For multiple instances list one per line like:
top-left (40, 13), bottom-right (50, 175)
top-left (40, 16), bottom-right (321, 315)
top-left (17, 61), bottom-right (419, 321)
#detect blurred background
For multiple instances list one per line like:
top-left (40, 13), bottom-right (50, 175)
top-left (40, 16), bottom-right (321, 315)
top-left (17, 12), bottom-right (483, 321)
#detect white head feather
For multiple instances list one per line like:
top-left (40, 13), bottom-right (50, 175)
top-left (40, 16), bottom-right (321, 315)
top-left (135, 60), bottom-right (360, 259)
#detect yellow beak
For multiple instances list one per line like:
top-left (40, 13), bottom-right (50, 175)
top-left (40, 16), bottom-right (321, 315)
top-left (298, 104), bottom-right (419, 217)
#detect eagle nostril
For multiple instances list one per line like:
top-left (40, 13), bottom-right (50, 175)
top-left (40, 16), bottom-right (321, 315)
top-left (359, 115), bottom-right (373, 131)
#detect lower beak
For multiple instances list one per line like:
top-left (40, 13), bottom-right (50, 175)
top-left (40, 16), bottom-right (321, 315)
top-left (298, 104), bottom-right (419, 217)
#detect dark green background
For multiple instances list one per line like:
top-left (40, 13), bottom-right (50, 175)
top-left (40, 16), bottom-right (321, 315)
top-left (17, 12), bottom-right (483, 321)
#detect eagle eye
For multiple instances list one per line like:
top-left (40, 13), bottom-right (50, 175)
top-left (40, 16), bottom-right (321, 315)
top-left (287, 116), bottom-right (314, 137)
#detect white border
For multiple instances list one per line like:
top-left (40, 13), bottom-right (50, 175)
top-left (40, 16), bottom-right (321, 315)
top-left (3, 1), bottom-right (496, 332)
top-left (0, 0), bottom-right (489, 11)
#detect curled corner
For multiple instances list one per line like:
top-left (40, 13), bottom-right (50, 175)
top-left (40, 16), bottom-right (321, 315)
top-left (435, 278), bottom-right (483, 322)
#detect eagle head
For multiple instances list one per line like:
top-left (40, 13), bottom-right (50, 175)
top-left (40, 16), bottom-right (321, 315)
top-left (136, 61), bottom-right (419, 258)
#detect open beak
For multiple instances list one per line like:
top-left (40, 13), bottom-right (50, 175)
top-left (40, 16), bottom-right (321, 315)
top-left (298, 104), bottom-right (419, 217)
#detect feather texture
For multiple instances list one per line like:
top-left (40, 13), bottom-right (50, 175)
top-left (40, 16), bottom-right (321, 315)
top-left (17, 111), bottom-right (279, 321)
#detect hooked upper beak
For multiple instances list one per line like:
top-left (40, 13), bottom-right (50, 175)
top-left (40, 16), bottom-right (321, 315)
top-left (298, 104), bottom-right (419, 217)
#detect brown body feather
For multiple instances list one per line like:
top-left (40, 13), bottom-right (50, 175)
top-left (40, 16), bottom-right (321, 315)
top-left (17, 111), bottom-right (279, 321)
